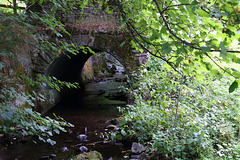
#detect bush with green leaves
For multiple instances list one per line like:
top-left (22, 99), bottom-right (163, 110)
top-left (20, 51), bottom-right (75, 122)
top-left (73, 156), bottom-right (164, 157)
top-left (0, 85), bottom-right (74, 145)
top-left (0, 4), bottom-right (78, 145)
top-left (117, 57), bottom-right (240, 159)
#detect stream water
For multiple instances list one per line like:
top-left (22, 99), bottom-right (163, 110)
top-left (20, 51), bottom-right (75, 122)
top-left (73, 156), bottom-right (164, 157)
top-left (0, 73), bottom-right (128, 160)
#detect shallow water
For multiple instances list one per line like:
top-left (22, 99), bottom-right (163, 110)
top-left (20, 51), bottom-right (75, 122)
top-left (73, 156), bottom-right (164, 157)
top-left (0, 74), bottom-right (128, 160)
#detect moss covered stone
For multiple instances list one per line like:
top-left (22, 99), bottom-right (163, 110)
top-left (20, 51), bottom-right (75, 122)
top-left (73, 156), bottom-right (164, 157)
top-left (71, 151), bottom-right (103, 160)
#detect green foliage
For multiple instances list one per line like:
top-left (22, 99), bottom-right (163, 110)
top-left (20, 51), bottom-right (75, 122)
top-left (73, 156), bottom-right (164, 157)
top-left (1, 1), bottom-right (239, 156)
top-left (117, 0), bottom-right (240, 91)
top-left (0, 86), bottom-right (74, 145)
top-left (38, 75), bottom-right (79, 92)
top-left (117, 57), bottom-right (240, 159)
top-left (0, 1), bottom-right (81, 145)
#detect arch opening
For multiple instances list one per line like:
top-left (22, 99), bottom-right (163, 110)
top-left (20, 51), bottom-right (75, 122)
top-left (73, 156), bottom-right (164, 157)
top-left (44, 48), bottom-right (128, 106)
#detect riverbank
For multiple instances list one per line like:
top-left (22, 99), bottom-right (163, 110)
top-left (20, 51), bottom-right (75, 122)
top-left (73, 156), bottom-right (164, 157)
top-left (0, 73), bottom-right (129, 160)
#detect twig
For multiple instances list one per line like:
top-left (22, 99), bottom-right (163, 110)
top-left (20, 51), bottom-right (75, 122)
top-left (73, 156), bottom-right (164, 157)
top-left (205, 53), bottom-right (235, 78)
top-left (173, 75), bottom-right (184, 128)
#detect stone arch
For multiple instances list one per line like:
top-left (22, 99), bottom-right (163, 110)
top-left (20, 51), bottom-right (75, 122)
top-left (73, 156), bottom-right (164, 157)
top-left (31, 29), bottom-right (148, 113)
top-left (44, 47), bottom-right (128, 86)
top-left (27, 3), bottom-right (150, 113)
top-left (42, 29), bottom-right (148, 82)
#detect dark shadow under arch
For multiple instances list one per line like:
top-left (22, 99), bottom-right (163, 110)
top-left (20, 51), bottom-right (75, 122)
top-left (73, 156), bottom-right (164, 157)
top-left (45, 48), bottom-right (128, 83)
top-left (44, 48), bottom-right (129, 100)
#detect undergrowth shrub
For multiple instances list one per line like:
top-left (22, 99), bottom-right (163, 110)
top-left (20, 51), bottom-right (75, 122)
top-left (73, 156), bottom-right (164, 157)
top-left (117, 57), bottom-right (240, 159)
top-left (0, 12), bottom-right (74, 145)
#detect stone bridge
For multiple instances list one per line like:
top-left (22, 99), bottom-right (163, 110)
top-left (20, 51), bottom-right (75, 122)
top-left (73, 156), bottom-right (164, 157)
top-left (32, 5), bottom-right (148, 83)
top-left (33, 24), bottom-right (148, 85)
top-left (29, 5), bottom-right (148, 113)
top-left (46, 28), bottom-right (147, 82)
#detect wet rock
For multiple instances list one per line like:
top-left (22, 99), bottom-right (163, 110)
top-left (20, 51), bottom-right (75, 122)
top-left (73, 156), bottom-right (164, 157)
top-left (105, 124), bottom-right (117, 130)
top-left (39, 154), bottom-right (56, 160)
top-left (105, 119), bottom-right (113, 124)
top-left (71, 151), bottom-right (103, 160)
top-left (105, 117), bottom-right (123, 125)
top-left (94, 141), bottom-right (103, 144)
top-left (130, 154), bottom-right (141, 159)
top-left (103, 140), bottom-right (111, 144)
top-left (131, 142), bottom-right (146, 154)
top-left (61, 146), bottom-right (68, 152)
top-left (77, 134), bottom-right (87, 142)
top-left (74, 143), bottom-right (82, 147)
top-left (112, 117), bottom-right (124, 125)
top-left (79, 146), bottom-right (88, 153)
top-left (49, 154), bottom-right (57, 159)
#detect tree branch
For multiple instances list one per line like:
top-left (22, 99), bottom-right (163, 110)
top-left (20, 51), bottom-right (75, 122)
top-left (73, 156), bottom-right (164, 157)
top-left (162, 3), bottom-right (192, 14)
top-left (153, 0), bottom-right (240, 54)
top-left (205, 53), bottom-right (235, 78)
top-left (154, 0), bottom-right (200, 47)
top-left (116, 0), bottom-right (182, 74)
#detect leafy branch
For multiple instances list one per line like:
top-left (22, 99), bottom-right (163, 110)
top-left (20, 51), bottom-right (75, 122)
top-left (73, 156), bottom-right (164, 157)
top-left (116, 0), bottom-right (240, 91)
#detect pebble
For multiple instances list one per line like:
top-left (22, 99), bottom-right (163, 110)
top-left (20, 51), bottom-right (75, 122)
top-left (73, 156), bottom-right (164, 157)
top-left (49, 154), bottom-right (57, 158)
top-left (130, 154), bottom-right (141, 159)
top-left (74, 143), bottom-right (82, 147)
top-left (94, 141), bottom-right (103, 144)
top-left (105, 119), bottom-right (113, 124)
top-left (39, 154), bottom-right (57, 160)
top-left (79, 146), bottom-right (88, 152)
top-left (61, 147), bottom-right (68, 152)
top-left (77, 134), bottom-right (87, 142)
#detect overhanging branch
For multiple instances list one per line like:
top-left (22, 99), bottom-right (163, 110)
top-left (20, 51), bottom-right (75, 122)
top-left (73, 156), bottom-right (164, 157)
top-left (153, 0), bottom-right (240, 53)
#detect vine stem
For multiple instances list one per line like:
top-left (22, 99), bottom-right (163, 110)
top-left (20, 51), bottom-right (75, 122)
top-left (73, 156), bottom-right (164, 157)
top-left (173, 75), bottom-right (184, 128)
top-left (238, 122), bottom-right (240, 143)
